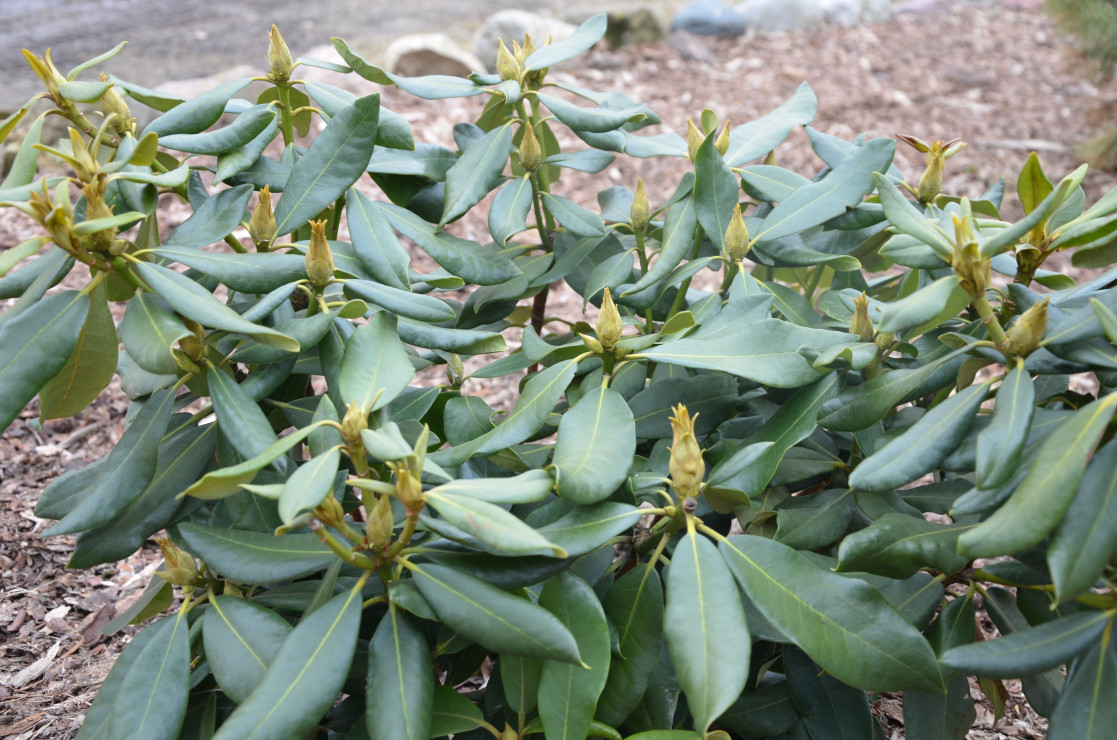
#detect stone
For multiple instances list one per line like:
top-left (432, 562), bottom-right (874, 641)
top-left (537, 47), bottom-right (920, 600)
top-left (474, 10), bottom-right (578, 73)
top-left (603, 8), bottom-right (668, 47)
top-left (736, 0), bottom-right (890, 32)
top-left (384, 33), bottom-right (486, 78)
top-left (671, 0), bottom-right (749, 37)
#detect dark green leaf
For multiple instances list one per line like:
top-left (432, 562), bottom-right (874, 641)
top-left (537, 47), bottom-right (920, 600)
top-left (524, 14), bottom-right (607, 70)
top-left (144, 78), bottom-right (251, 136)
top-left (278, 447), bottom-right (340, 524)
top-left (204, 595), bottom-right (293, 704)
top-left (837, 513), bottom-right (973, 578)
top-left (941, 611), bottom-right (1111, 678)
top-left (338, 312), bottom-right (415, 414)
top-left (159, 104), bottom-right (277, 155)
top-left (1049, 439), bottom-right (1117, 602)
top-left (1046, 628), bottom-right (1117, 740)
top-left (785, 646), bottom-right (874, 740)
top-left (424, 490), bottom-right (566, 557)
top-left (693, 135), bottom-right (739, 251)
top-left (176, 522), bottom-right (335, 583)
top-left (489, 175), bottom-right (533, 247)
top-left (367, 605), bottom-right (433, 740)
top-left (342, 279), bottom-right (454, 322)
top-left (208, 367), bottom-right (279, 461)
top-left (724, 83), bottom-right (817, 167)
top-left (596, 565), bottom-right (664, 726)
top-left (345, 188), bottom-right (411, 290)
top-left (552, 386), bottom-right (635, 504)
top-left (430, 684), bottom-right (484, 737)
top-left (440, 123), bottom-right (513, 227)
top-left (976, 362), bottom-right (1035, 490)
top-left (537, 502), bottom-right (643, 557)
top-left (38, 283), bottom-right (117, 420)
top-left (106, 611), bottom-right (190, 740)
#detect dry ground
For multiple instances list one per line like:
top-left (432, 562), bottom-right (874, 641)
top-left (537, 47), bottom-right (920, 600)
top-left (2, 1), bottom-right (1116, 737)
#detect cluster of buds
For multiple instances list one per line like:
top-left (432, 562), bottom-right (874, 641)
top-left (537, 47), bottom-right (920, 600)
top-left (365, 493), bottom-right (395, 551)
top-left (155, 536), bottom-right (199, 587)
top-left (172, 323), bottom-right (209, 374)
top-left (581, 287), bottom-right (624, 353)
top-left (306, 219), bottom-right (335, 288)
top-left (950, 213), bottom-right (989, 297)
top-left (99, 73), bottom-right (136, 137)
top-left (1000, 296), bottom-right (1049, 357)
top-left (669, 404), bottom-right (705, 508)
top-left (849, 292), bottom-right (875, 343)
top-left (897, 134), bottom-right (966, 205)
top-left (496, 33), bottom-right (547, 89)
top-left (686, 112), bottom-right (730, 163)
top-left (248, 186), bottom-right (276, 249)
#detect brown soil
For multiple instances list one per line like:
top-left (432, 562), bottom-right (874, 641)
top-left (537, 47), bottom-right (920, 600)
top-left (2, 2), bottom-right (1115, 738)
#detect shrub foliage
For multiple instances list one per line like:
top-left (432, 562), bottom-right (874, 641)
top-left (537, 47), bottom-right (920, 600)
top-left (3, 16), bottom-right (1117, 740)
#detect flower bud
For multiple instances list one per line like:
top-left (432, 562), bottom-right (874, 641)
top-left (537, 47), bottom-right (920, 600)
top-left (686, 118), bottom-right (703, 162)
top-left (849, 292), bottom-right (875, 342)
top-left (875, 330), bottom-right (896, 350)
top-left (579, 332), bottom-right (604, 354)
top-left (447, 353), bottom-right (465, 389)
top-left (630, 178), bottom-right (650, 234)
top-left (268, 24), bottom-right (294, 83)
top-left (496, 38), bottom-right (521, 82)
top-left (714, 119), bottom-right (731, 156)
top-left (22, 49), bottom-right (66, 100)
top-left (341, 401), bottom-right (368, 443)
top-left (100, 74), bottom-right (135, 136)
top-left (595, 287), bottom-right (623, 349)
top-left (155, 536), bottom-right (198, 586)
top-left (315, 494), bottom-right (346, 528)
top-left (724, 204), bottom-right (749, 262)
top-left (669, 404), bottom-right (704, 501)
top-left (519, 122), bottom-right (541, 173)
top-left (248, 185), bottom-right (276, 249)
top-left (515, 34), bottom-right (537, 67)
top-left (898, 135), bottom-right (966, 205)
top-left (394, 465), bottom-right (424, 513)
top-left (500, 724), bottom-right (518, 740)
top-left (1001, 296), bottom-right (1049, 357)
top-left (367, 494), bottom-right (395, 550)
top-left (306, 219), bottom-right (335, 287)
top-left (762, 150), bottom-right (778, 166)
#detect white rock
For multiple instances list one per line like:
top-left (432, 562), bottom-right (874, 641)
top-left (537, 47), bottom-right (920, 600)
top-left (474, 10), bottom-right (577, 72)
top-left (384, 33), bottom-right (486, 78)
top-left (736, 0), bottom-right (890, 31)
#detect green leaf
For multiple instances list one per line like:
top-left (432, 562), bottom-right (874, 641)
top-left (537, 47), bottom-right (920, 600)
top-left (718, 682), bottom-right (801, 738)
top-left (720, 535), bottom-right (945, 692)
top-left (408, 562), bottom-right (582, 663)
top-left (501, 654), bottom-right (543, 715)
top-left (367, 605), bottom-right (433, 740)
top-left (873, 173), bottom-right (954, 258)
top-left (424, 490), bottom-right (566, 557)
top-left (1046, 626), bottom-right (1117, 740)
top-left (203, 595), bottom-right (293, 704)
top-left (535, 93), bottom-right (646, 134)
top-left (740, 165), bottom-right (810, 203)
top-left (958, 393), bottom-right (1117, 559)
top-left (440, 123), bottom-right (513, 227)
top-left (133, 261), bottom-right (298, 351)
top-left (163, 183), bottom-right (253, 248)
top-left (46, 388), bottom-right (176, 536)
top-left (211, 584), bottom-right (363, 740)
top-left (537, 573), bottom-right (611, 740)
top-left (551, 386), bottom-right (635, 504)
top-left (0, 290), bottom-right (89, 434)
top-left (524, 14), bottom-right (607, 70)
top-left (432, 359), bottom-right (578, 466)
top-left (430, 684), bottom-right (485, 737)
top-left (941, 611), bottom-right (1111, 678)
top-left (542, 193), bottom-right (606, 237)
top-left (1, 115), bottom-right (44, 190)
top-left (1017, 151), bottom-right (1053, 215)
top-left (666, 530), bottom-right (750, 734)
top-left (38, 283), bottom-right (117, 420)
top-left (106, 611), bottom-right (190, 740)
top-left (274, 94), bottom-right (380, 236)
top-left (489, 175), bottom-right (533, 247)
top-left (154, 247), bottom-right (307, 294)
top-left (339, 312), bottom-right (415, 414)
top-left (877, 276), bottom-right (969, 334)
top-left (596, 565), bottom-right (664, 726)
top-left (159, 104), bottom-right (277, 155)
top-left (849, 380), bottom-right (992, 493)
top-left (278, 447), bottom-right (340, 524)
top-left (624, 196), bottom-right (697, 295)
top-left (543, 149), bottom-right (614, 173)
top-left (976, 363), bottom-right (1035, 490)
top-left (373, 200), bottom-right (521, 285)
top-left (1049, 439), bottom-right (1117, 602)
top-left (215, 114), bottom-right (280, 184)
top-left (724, 82), bottom-right (817, 167)
top-left (754, 138), bottom-right (895, 243)
top-left (536, 502), bottom-right (643, 557)
top-left (182, 423), bottom-right (324, 499)
top-left (784, 646), bottom-right (874, 740)
top-left (345, 188), bottom-right (411, 290)
top-left (208, 367), bottom-right (280, 461)
top-left (639, 319), bottom-right (856, 388)
top-left (176, 522), bottom-right (335, 584)
top-left (837, 513), bottom-right (973, 578)
top-left (774, 488), bottom-right (855, 551)
top-left (342, 279), bottom-right (455, 322)
top-left (693, 135), bottom-right (739, 251)
top-left (707, 373), bottom-right (840, 503)
top-left (144, 78), bottom-right (251, 136)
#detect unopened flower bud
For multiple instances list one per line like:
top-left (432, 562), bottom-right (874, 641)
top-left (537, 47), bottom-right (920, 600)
top-left (875, 330), bottom-right (896, 350)
top-left (515, 34), bottom-right (536, 67)
top-left (367, 494), bottom-right (395, 550)
top-left (100, 74), bottom-right (135, 136)
top-left (686, 118), bottom-right (703, 162)
top-left (155, 536), bottom-right (198, 586)
top-left (1001, 296), bottom-right (1049, 357)
top-left (500, 724), bottom-right (518, 740)
top-left (248, 185), bottom-right (276, 249)
top-left (714, 120), bottom-right (731, 156)
top-left (268, 24), bottom-right (294, 83)
top-left (579, 332), bottom-right (604, 354)
top-left (397, 466), bottom-right (424, 512)
top-left (306, 219), bottom-right (335, 287)
top-left (850, 292), bottom-right (875, 342)
top-left (314, 494), bottom-right (346, 527)
top-left (342, 401), bottom-right (368, 443)
top-left (595, 287), bottom-right (623, 349)
top-left (496, 39), bottom-right (521, 82)
top-left (899, 135), bottom-right (965, 205)
top-left (447, 353), bottom-right (465, 389)
top-left (669, 404), bottom-right (704, 501)
top-left (762, 150), bottom-right (778, 166)
top-left (724, 204), bottom-right (749, 262)
top-left (519, 122), bottom-right (541, 173)
top-left (630, 178), bottom-right (650, 233)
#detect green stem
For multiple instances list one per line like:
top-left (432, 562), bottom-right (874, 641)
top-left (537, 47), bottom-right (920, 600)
top-left (275, 82), bottom-right (296, 147)
top-left (109, 255), bottom-right (146, 291)
top-left (972, 291), bottom-right (1009, 347)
